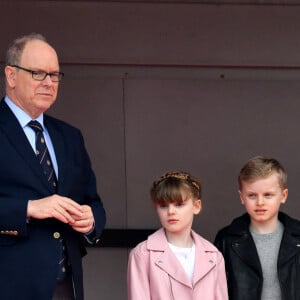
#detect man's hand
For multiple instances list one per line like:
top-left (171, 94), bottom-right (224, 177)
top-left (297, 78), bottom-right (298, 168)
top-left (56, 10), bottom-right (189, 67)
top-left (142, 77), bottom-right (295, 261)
top-left (27, 195), bottom-right (83, 225)
top-left (70, 205), bottom-right (95, 234)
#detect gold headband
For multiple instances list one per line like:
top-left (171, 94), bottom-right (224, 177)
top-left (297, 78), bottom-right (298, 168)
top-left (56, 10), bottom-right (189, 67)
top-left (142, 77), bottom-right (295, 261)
top-left (158, 172), bottom-right (200, 191)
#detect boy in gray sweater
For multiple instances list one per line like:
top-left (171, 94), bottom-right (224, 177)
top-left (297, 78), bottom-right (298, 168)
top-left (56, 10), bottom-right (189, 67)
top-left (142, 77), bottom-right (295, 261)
top-left (214, 156), bottom-right (300, 300)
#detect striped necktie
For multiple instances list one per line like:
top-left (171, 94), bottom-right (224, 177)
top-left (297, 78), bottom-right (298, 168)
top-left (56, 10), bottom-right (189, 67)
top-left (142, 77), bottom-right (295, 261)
top-left (28, 120), bottom-right (57, 191)
top-left (28, 121), bottom-right (67, 281)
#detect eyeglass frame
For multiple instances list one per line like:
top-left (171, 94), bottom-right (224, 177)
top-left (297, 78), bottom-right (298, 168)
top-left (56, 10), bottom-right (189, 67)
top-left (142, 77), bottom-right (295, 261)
top-left (9, 64), bottom-right (64, 82)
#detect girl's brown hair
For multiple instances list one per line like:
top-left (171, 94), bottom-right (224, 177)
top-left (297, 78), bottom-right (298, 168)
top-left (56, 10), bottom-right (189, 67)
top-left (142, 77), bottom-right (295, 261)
top-left (150, 171), bottom-right (202, 205)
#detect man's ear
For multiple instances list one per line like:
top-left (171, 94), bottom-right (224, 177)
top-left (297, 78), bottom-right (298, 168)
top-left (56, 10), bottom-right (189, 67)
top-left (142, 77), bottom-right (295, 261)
top-left (281, 188), bottom-right (288, 204)
top-left (5, 66), bottom-right (16, 88)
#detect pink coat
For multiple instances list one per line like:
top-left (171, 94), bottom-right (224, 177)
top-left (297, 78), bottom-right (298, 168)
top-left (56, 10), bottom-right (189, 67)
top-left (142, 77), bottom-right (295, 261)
top-left (127, 228), bottom-right (228, 300)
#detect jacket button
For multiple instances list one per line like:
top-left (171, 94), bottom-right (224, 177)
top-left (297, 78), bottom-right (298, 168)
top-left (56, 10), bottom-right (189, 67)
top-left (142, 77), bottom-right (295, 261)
top-left (53, 232), bottom-right (61, 239)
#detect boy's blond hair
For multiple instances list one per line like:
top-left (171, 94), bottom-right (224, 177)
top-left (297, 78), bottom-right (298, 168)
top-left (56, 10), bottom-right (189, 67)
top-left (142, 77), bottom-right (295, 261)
top-left (238, 156), bottom-right (287, 190)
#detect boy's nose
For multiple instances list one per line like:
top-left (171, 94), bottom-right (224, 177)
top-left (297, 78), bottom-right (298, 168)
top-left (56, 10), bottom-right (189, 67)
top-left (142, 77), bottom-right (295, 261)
top-left (256, 196), bottom-right (264, 205)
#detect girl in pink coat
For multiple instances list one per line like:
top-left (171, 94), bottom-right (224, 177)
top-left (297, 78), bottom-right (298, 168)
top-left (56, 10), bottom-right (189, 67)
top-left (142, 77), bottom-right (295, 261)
top-left (127, 171), bottom-right (228, 300)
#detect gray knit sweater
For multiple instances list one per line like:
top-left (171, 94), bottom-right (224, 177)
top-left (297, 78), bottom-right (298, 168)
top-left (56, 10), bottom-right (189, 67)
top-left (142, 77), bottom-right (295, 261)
top-left (250, 222), bottom-right (284, 300)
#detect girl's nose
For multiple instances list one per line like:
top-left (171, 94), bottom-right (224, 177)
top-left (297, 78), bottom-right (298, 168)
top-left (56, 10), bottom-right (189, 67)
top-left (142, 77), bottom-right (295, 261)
top-left (167, 204), bottom-right (176, 215)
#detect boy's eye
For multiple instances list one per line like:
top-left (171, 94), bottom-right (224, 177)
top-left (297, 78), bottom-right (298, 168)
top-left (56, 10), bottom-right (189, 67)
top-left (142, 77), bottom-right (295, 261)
top-left (264, 193), bottom-right (273, 198)
top-left (248, 194), bottom-right (256, 199)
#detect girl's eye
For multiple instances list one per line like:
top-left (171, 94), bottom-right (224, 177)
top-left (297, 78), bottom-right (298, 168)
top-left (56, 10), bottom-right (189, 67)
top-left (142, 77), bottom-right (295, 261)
top-left (158, 204), bottom-right (168, 208)
top-left (175, 202), bottom-right (184, 207)
top-left (264, 193), bottom-right (273, 198)
top-left (248, 194), bottom-right (256, 199)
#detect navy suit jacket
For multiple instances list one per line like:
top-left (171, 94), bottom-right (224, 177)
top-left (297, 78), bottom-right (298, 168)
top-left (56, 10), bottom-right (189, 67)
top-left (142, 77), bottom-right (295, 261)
top-left (0, 99), bottom-right (106, 300)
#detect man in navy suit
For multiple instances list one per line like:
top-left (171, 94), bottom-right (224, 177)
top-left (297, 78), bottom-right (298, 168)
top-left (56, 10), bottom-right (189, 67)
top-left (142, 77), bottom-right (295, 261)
top-left (0, 33), bottom-right (106, 299)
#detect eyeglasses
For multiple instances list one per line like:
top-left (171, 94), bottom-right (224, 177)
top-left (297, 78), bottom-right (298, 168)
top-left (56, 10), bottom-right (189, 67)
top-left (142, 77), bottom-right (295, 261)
top-left (10, 65), bottom-right (64, 82)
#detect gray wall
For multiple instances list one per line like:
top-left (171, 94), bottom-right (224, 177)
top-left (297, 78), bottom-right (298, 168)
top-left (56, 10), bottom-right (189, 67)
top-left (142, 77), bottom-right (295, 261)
top-left (2, 1), bottom-right (300, 299)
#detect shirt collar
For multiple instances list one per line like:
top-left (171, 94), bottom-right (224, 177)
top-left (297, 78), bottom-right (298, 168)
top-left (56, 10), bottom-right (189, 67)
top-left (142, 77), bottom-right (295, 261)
top-left (5, 96), bottom-right (44, 129)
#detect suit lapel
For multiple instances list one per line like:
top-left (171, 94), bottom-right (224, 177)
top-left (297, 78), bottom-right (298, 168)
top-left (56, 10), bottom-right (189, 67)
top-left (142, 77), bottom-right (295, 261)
top-left (155, 247), bottom-right (192, 287)
top-left (44, 116), bottom-right (66, 193)
top-left (193, 247), bottom-right (218, 284)
top-left (0, 100), bottom-right (53, 190)
top-left (148, 229), bottom-right (191, 287)
top-left (154, 232), bottom-right (222, 287)
top-left (0, 100), bottom-right (59, 193)
top-left (232, 233), bottom-right (262, 275)
top-left (278, 231), bottom-right (300, 267)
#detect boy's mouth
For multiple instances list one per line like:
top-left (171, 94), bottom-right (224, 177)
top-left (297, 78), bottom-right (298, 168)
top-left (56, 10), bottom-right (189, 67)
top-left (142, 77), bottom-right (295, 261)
top-left (254, 209), bottom-right (267, 214)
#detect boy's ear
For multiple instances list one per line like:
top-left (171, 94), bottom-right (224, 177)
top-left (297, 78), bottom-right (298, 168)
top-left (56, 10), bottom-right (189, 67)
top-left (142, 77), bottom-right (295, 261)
top-left (238, 190), bottom-right (245, 205)
top-left (281, 188), bottom-right (288, 204)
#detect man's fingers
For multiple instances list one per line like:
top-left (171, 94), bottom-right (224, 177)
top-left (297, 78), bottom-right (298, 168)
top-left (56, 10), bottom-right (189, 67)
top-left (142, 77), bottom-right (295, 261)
top-left (53, 206), bottom-right (76, 224)
top-left (58, 198), bottom-right (83, 219)
top-left (27, 195), bottom-right (83, 222)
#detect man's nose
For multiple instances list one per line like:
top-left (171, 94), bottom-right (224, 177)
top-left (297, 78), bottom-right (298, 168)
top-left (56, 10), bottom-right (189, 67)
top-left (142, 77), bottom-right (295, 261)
top-left (42, 74), bottom-right (54, 85)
